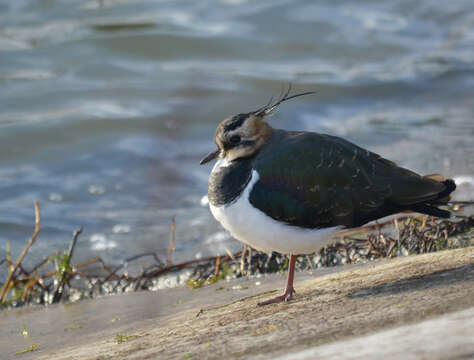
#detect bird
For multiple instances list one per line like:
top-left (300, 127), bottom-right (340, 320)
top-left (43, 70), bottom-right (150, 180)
top-left (199, 86), bottom-right (456, 306)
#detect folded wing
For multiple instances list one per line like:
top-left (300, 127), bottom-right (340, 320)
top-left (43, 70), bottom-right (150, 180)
top-left (250, 130), bottom-right (453, 229)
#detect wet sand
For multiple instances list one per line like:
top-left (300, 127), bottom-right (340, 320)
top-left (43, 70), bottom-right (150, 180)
top-left (1, 246), bottom-right (472, 359)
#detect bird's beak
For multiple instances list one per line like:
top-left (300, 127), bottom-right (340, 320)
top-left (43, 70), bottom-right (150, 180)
top-left (199, 149), bottom-right (220, 165)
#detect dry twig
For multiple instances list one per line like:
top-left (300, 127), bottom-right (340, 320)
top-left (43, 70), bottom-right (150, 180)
top-left (168, 216), bottom-right (176, 267)
top-left (0, 202), bottom-right (40, 304)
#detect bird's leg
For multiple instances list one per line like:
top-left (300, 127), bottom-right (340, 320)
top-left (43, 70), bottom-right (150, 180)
top-left (240, 244), bottom-right (247, 276)
top-left (258, 254), bottom-right (296, 306)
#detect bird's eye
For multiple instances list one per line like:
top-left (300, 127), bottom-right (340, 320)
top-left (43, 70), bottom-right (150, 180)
top-left (230, 135), bottom-right (241, 145)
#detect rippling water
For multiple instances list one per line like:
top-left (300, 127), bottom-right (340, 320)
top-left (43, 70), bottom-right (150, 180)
top-left (1, 0), bottom-right (473, 270)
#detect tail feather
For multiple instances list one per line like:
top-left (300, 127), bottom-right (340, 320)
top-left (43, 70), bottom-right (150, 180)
top-left (423, 175), bottom-right (456, 203)
top-left (437, 179), bottom-right (456, 202)
top-left (409, 204), bottom-right (451, 219)
top-left (409, 176), bottom-right (456, 218)
top-left (424, 173), bottom-right (446, 182)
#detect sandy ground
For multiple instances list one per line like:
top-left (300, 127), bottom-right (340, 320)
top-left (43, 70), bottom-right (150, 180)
top-left (2, 247), bottom-right (473, 360)
top-left (274, 307), bottom-right (473, 360)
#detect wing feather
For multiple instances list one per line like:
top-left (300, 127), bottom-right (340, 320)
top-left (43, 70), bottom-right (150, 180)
top-left (249, 130), bottom-right (445, 228)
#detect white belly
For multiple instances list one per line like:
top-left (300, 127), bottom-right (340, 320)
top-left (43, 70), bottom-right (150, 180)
top-left (209, 169), bottom-right (341, 254)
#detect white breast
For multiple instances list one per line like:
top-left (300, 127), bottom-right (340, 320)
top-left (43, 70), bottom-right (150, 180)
top-left (209, 168), bottom-right (341, 255)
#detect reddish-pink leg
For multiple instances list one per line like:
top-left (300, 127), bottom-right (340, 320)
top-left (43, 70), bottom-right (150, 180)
top-left (258, 254), bottom-right (296, 306)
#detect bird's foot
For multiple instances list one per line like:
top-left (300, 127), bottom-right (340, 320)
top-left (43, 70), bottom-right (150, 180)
top-left (257, 287), bottom-right (295, 306)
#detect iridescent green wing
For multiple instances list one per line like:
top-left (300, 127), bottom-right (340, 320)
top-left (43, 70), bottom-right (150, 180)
top-left (250, 130), bottom-right (445, 228)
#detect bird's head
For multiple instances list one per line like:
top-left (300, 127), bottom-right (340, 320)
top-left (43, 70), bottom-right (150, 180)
top-left (200, 86), bottom-right (316, 165)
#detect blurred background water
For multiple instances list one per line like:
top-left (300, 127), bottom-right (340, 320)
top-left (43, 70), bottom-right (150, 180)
top-left (1, 0), bottom-right (473, 272)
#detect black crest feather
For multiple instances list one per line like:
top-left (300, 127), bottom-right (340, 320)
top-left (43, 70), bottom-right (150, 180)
top-left (254, 83), bottom-right (316, 117)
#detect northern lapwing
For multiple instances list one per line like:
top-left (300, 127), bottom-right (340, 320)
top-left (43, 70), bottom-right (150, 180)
top-left (200, 86), bottom-right (456, 306)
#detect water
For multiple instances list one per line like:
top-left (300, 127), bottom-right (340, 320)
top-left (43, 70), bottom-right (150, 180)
top-left (1, 0), bottom-right (473, 271)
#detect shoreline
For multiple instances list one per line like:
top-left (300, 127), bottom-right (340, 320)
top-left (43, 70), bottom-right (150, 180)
top-left (1, 246), bottom-right (472, 359)
top-left (2, 209), bottom-right (472, 310)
